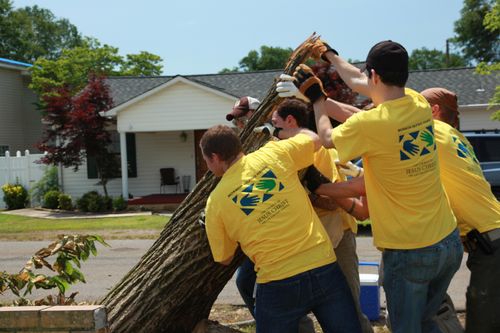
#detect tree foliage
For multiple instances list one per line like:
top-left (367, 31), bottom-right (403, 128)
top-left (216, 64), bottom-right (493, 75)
top-left (0, 234), bottom-right (108, 305)
top-left (30, 39), bottom-right (163, 98)
top-left (409, 47), bottom-right (468, 70)
top-left (220, 45), bottom-right (293, 73)
top-left (453, 0), bottom-right (499, 63)
top-left (473, 0), bottom-right (500, 121)
top-left (37, 75), bottom-right (117, 195)
top-left (0, 0), bottom-right (83, 63)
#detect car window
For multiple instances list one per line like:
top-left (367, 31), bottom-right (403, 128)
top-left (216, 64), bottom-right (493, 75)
top-left (466, 136), bottom-right (500, 163)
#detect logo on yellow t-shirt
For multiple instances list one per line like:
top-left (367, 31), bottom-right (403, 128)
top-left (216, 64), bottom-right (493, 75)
top-left (399, 125), bottom-right (436, 161)
top-left (231, 169), bottom-right (285, 216)
top-left (452, 136), bottom-right (479, 164)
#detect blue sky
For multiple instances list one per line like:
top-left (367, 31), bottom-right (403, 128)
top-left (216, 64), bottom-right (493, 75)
top-left (13, 0), bottom-right (465, 75)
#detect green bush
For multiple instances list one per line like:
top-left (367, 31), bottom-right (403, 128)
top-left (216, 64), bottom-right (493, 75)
top-left (113, 196), bottom-right (127, 211)
top-left (103, 196), bottom-right (113, 211)
top-left (58, 193), bottom-right (73, 210)
top-left (30, 166), bottom-right (59, 206)
top-left (43, 190), bottom-right (60, 209)
top-left (76, 191), bottom-right (109, 213)
top-left (1, 183), bottom-right (29, 210)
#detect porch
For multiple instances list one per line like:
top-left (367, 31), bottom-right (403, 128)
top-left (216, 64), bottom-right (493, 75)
top-left (127, 193), bottom-right (189, 212)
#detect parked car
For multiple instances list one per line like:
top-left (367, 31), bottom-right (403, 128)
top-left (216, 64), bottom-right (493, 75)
top-left (463, 130), bottom-right (500, 195)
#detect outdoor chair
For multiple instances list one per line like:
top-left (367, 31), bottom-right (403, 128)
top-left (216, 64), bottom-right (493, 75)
top-left (160, 168), bottom-right (180, 193)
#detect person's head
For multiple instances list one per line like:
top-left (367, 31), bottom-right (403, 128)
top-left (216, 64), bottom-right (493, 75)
top-left (226, 96), bottom-right (261, 129)
top-left (199, 125), bottom-right (243, 177)
top-left (363, 40), bottom-right (409, 88)
top-left (271, 99), bottom-right (309, 129)
top-left (421, 87), bottom-right (459, 128)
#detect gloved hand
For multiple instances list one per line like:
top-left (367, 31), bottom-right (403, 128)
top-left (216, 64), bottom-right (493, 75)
top-left (311, 39), bottom-right (339, 63)
top-left (293, 64), bottom-right (326, 104)
top-left (253, 122), bottom-right (282, 138)
top-left (198, 209), bottom-right (206, 229)
top-left (276, 74), bottom-right (310, 102)
top-left (335, 160), bottom-right (364, 177)
top-left (303, 165), bottom-right (331, 193)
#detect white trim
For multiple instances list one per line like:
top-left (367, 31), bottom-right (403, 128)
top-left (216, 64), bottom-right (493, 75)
top-left (120, 132), bottom-right (128, 199)
top-left (460, 104), bottom-right (499, 109)
top-left (102, 76), bottom-right (237, 117)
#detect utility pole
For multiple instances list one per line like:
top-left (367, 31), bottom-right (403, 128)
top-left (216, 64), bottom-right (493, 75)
top-left (446, 39), bottom-right (450, 67)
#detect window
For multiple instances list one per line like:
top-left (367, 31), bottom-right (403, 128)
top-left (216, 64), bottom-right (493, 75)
top-left (87, 133), bottom-right (137, 179)
top-left (0, 145), bottom-right (9, 157)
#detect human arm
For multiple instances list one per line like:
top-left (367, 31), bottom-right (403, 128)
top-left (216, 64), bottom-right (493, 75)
top-left (335, 196), bottom-right (369, 221)
top-left (314, 176), bottom-right (366, 198)
top-left (254, 123), bottom-right (321, 152)
top-left (312, 40), bottom-right (370, 97)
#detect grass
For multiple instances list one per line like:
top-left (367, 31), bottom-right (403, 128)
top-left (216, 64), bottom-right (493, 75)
top-left (0, 213), bottom-right (169, 239)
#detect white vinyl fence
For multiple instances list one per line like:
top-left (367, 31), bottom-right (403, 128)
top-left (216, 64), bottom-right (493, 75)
top-left (0, 150), bottom-right (46, 209)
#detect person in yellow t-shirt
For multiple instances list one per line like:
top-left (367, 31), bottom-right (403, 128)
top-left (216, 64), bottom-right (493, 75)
top-left (201, 124), bottom-right (362, 333)
top-left (421, 87), bottom-right (500, 333)
top-left (271, 99), bottom-right (373, 333)
top-left (279, 40), bottom-right (463, 333)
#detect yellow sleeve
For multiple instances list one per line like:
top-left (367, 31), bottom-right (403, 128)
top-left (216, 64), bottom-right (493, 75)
top-left (205, 196), bottom-right (238, 262)
top-left (331, 113), bottom-right (369, 163)
top-left (272, 133), bottom-right (315, 171)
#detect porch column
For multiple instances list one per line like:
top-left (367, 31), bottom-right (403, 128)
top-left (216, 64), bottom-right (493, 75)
top-left (120, 131), bottom-right (128, 199)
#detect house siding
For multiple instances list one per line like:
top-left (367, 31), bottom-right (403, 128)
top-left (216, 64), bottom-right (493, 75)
top-left (459, 106), bottom-right (499, 131)
top-left (0, 68), bottom-right (42, 154)
top-left (117, 81), bottom-right (234, 132)
top-left (0, 68), bottom-right (26, 153)
top-left (61, 131), bottom-right (196, 199)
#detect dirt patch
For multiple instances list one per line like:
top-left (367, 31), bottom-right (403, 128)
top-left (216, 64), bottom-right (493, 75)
top-left (209, 305), bottom-right (466, 333)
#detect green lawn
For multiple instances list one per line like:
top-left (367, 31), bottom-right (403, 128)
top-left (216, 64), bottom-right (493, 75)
top-left (0, 213), bottom-right (169, 234)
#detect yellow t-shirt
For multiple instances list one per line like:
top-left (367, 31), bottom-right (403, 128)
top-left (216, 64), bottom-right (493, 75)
top-left (332, 88), bottom-right (456, 249)
top-left (206, 134), bottom-right (335, 283)
top-left (434, 120), bottom-right (500, 235)
top-left (313, 147), bottom-right (358, 235)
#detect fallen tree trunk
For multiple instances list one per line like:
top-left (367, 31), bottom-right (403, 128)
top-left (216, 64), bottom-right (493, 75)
top-left (101, 34), bottom-right (319, 333)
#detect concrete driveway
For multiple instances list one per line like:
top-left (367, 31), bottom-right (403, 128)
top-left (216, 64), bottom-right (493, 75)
top-left (0, 237), bottom-right (470, 310)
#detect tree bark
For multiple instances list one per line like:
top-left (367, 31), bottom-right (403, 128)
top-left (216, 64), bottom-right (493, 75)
top-left (101, 34), bottom-right (319, 333)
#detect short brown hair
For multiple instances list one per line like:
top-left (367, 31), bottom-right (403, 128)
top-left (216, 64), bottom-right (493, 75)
top-left (200, 125), bottom-right (242, 162)
top-left (276, 99), bottom-right (309, 127)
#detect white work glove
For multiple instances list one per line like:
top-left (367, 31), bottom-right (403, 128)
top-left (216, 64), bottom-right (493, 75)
top-left (276, 74), bottom-right (310, 102)
top-left (335, 160), bottom-right (364, 177)
top-left (253, 122), bottom-right (282, 138)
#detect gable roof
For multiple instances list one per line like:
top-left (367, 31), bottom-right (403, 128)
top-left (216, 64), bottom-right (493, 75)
top-left (105, 67), bottom-right (498, 110)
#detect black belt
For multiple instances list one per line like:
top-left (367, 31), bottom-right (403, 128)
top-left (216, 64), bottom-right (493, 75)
top-left (462, 228), bottom-right (500, 254)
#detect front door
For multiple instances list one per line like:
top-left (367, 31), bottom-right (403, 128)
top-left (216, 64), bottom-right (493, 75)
top-left (194, 130), bottom-right (208, 181)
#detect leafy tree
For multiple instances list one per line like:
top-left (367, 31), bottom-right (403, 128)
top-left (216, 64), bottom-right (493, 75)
top-left (220, 45), bottom-right (293, 72)
top-left (475, 0), bottom-right (500, 121)
top-left (453, 0), bottom-right (499, 63)
top-left (30, 39), bottom-right (163, 98)
top-left (0, 0), bottom-right (83, 63)
top-left (37, 75), bottom-right (116, 196)
top-left (121, 51), bottom-right (163, 76)
top-left (409, 47), bottom-right (468, 70)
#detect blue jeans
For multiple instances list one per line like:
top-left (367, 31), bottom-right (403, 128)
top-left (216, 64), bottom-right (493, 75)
top-left (255, 262), bottom-right (362, 333)
top-left (383, 229), bottom-right (463, 333)
top-left (235, 256), bottom-right (257, 317)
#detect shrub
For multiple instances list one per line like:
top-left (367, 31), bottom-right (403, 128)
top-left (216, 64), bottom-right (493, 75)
top-left (1, 183), bottom-right (29, 210)
top-left (43, 190), bottom-right (61, 209)
top-left (30, 166), bottom-right (59, 206)
top-left (76, 191), bottom-right (109, 213)
top-left (113, 196), bottom-right (127, 211)
top-left (103, 196), bottom-right (113, 211)
top-left (58, 193), bottom-right (73, 210)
